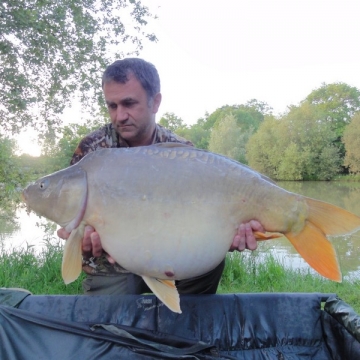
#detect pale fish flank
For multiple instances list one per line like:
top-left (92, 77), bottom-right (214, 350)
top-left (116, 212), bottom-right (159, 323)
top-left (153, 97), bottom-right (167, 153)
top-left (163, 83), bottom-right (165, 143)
top-left (22, 143), bottom-right (360, 313)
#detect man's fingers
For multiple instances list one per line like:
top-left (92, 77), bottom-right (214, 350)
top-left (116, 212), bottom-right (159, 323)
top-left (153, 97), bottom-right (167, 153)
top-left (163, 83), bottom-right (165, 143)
top-left (82, 225), bottom-right (94, 253)
top-left (106, 254), bottom-right (116, 264)
top-left (57, 228), bottom-right (70, 240)
top-left (230, 222), bottom-right (259, 252)
top-left (244, 222), bottom-right (257, 250)
top-left (90, 231), bottom-right (103, 258)
top-left (230, 224), bottom-right (246, 251)
top-left (249, 220), bottom-right (265, 233)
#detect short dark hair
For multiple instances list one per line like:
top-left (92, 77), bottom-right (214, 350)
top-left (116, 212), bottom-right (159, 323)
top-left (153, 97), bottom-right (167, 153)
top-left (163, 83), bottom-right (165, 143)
top-left (102, 58), bottom-right (160, 100)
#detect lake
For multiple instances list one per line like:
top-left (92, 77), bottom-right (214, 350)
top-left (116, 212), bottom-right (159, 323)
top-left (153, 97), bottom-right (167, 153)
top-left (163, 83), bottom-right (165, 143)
top-left (1, 181), bottom-right (360, 280)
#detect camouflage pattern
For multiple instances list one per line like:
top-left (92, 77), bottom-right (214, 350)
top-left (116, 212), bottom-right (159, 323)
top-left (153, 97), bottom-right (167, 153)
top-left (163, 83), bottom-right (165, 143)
top-left (70, 123), bottom-right (193, 276)
top-left (71, 123), bottom-right (193, 165)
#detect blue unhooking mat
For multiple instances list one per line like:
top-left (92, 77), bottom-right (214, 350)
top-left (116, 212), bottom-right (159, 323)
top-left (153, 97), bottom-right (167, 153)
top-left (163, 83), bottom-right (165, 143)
top-left (0, 291), bottom-right (359, 359)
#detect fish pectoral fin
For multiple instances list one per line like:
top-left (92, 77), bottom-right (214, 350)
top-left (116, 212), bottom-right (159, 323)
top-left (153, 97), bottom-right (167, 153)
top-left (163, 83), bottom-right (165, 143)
top-left (285, 221), bottom-right (341, 282)
top-left (61, 223), bottom-right (85, 284)
top-left (142, 276), bottom-right (181, 314)
top-left (254, 231), bottom-right (283, 240)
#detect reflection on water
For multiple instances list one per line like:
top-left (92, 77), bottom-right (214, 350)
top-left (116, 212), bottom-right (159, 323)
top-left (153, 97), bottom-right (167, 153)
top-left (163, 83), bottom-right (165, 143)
top-left (0, 206), bottom-right (58, 252)
top-left (1, 181), bottom-right (360, 279)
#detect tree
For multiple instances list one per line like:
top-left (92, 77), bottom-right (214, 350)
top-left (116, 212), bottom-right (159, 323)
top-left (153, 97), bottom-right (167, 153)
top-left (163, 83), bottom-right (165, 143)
top-left (204, 101), bottom-right (271, 131)
top-left (0, 0), bottom-right (157, 134)
top-left (0, 135), bottom-right (27, 204)
top-left (208, 114), bottom-right (254, 163)
top-left (42, 121), bottom-right (103, 172)
top-left (247, 103), bottom-right (342, 180)
top-left (343, 112), bottom-right (360, 173)
top-left (170, 117), bottom-right (209, 150)
top-left (246, 116), bottom-right (282, 178)
top-left (304, 82), bottom-right (360, 140)
top-left (158, 112), bottom-right (186, 132)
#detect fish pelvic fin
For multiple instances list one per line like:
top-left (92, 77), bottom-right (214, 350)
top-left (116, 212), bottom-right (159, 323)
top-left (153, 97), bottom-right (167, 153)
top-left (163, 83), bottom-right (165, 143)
top-left (142, 276), bottom-right (181, 314)
top-left (285, 221), bottom-right (342, 282)
top-left (61, 222), bottom-right (85, 284)
top-left (305, 197), bottom-right (360, 236)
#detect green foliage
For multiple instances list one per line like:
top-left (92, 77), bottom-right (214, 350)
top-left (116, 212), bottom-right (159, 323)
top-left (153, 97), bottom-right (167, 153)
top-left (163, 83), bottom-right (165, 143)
top-left (42, 121), bottom-right (102, 172)
top-left (0, 136), bottom-right (28, 209)
top-left (247, 103), bottom-right (342, 180)
top-left (343, 112), bottom-right (360, 174)
top-left (158, 112), bottom-right (186, 132)
top-left (208, 114), bottom-right (253, 163)
top-left (0, 0), bottom-right (157, 134)
top-left (175, 100), bottom-right (270, 151)
top-left (204, 100), bottom-right (270, 131)
top-left (245, 115), bottom-right (281, 178)
top-left (0, 239), bottom-right (84, 295)
top-left (305, 83), bottom-right (360, 135)
top-left (176, 117), bottom-right (211, 150)
top-left (304, 83), bottom-right (360, 157)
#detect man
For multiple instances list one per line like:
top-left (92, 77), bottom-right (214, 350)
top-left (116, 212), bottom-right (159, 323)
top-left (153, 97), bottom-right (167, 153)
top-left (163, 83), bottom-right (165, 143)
top-left (58, 58), bottom-right (264, 295)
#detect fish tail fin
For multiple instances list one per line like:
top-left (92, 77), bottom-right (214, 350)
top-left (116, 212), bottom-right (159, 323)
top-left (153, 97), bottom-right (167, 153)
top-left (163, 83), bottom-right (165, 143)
top-left (285, 198), bottom-right (360, 283)
top-left (285, 221), bottom-right (341, 282)
top-left (305, 197), bottom-right (360, 236)
top-left (142, 276), bottom-right (181, 313)
top-left (62, 224), bottom-right (84, 284)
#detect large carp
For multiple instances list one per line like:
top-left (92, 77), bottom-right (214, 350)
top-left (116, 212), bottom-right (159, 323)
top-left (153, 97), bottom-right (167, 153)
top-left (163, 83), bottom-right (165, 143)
top-left (22, 144), bottom-right (360, 313)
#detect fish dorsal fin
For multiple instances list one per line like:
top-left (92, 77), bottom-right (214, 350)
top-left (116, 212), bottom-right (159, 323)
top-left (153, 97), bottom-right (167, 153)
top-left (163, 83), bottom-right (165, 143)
top-left (62, 222), bottom-right (85, 284)
top-left (153, 143), bottom-right (192, 149)
top-left (142, 275), bottom-right (181, 313)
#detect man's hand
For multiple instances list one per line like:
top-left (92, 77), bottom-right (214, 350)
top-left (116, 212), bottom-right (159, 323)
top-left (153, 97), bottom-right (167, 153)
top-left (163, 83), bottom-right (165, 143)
top-left (57, 226), bottom-right (115, 264)
top-left (229, 220), bottom-right (264, 252)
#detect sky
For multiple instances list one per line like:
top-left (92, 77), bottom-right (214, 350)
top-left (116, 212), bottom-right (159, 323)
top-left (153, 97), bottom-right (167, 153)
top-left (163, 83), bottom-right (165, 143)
top-left (16, 0), bottom-right (360, 156)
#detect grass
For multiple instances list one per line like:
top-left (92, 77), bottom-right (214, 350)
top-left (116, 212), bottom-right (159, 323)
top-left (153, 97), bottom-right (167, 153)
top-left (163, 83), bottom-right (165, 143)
top-left (0, 238), bottom-right (84, 295)
top-left (1, 240), bottom-right (359, 314)
top-left (219, 251), bottom-right (360, 313)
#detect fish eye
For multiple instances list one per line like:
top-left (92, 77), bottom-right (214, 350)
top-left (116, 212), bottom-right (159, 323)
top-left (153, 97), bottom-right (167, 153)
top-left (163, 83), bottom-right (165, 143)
top-left (38, 179), bottom-right (49, 190)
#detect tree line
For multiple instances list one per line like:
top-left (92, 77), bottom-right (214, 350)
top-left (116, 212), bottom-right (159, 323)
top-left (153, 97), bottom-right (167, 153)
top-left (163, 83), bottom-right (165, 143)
top-left (160, 82), bottom-right (360, 181)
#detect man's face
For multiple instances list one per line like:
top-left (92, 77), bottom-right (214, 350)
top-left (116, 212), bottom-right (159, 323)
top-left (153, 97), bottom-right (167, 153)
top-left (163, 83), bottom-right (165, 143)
top-left (103, 74), bottom-right (161, 147)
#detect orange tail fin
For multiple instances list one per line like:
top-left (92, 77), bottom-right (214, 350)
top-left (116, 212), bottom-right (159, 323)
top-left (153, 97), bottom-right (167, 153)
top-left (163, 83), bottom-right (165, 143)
top-left (306, 197), bottom-right (360, 235)
top-left (285, 197), bottom-right (360, 283)
top-left (285, 221), bottom-right (341, 282)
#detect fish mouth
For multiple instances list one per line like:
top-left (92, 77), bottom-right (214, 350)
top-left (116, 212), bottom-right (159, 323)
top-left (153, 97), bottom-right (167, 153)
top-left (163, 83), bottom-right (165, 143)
top-left (20, 190), bottom-right (31, 215)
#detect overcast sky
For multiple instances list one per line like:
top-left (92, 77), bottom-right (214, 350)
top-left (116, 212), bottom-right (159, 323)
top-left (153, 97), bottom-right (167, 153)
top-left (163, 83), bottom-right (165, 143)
top-left (18, 0), bottom-right (360, 155)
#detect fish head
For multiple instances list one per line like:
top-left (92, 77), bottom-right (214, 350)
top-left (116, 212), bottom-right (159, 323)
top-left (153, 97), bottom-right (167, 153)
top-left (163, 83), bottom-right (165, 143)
top-left (22, 166), bottom-right (88, 231)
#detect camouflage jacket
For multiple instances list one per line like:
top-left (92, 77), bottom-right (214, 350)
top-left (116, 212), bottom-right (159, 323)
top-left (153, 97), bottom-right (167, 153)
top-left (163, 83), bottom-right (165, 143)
top-left (70, 123), bottom-right (193, 276)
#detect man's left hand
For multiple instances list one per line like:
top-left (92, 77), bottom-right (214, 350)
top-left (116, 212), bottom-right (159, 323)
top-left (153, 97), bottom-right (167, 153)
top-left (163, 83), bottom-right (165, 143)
top-left (229, 220), bottom-right (264, 252)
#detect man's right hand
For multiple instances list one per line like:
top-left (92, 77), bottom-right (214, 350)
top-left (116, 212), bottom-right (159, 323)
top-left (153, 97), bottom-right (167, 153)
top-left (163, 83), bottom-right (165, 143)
top-left (57, 226), bottom-right (115, 262)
